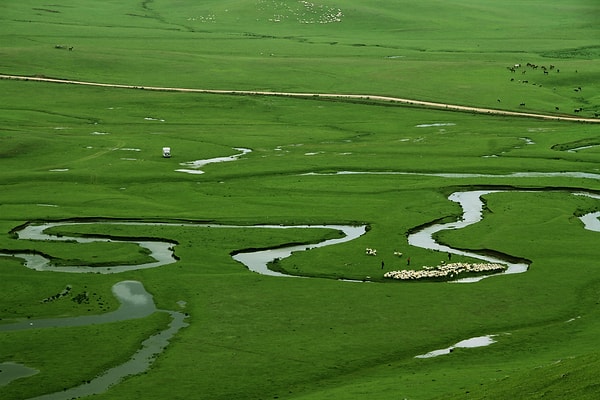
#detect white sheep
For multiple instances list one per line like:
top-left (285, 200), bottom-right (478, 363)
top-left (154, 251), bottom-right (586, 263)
top-left (365, 248), bottom-right (377, 256)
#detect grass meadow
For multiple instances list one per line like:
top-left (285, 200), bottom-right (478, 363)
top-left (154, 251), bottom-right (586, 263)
top-left (1, 1), bottom-right (599, 399)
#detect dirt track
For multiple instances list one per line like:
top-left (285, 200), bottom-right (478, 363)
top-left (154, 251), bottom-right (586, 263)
top-left (2, 73), bottom-right (598, 123)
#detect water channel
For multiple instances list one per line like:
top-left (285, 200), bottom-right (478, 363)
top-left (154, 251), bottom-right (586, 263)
top-left (0, 281), bottom-right (188, 400)
top-left (0, 188), bottom-right (598, 397)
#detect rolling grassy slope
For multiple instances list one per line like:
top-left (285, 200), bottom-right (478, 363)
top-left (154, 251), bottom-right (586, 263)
top-left (0, 1), bottom-right (599, 399)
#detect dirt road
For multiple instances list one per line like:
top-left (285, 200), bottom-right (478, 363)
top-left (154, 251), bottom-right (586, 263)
top-left (2, 73), bottom-right (598, 123)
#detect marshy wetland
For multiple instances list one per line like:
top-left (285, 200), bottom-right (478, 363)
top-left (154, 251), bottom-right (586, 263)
top-left (1, 1), bottom-right (600, 399)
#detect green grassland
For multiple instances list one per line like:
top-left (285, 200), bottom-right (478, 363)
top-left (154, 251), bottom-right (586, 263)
top-left (1, 1), bottom-right (600, 399)
top-left (2, 0), bottom-right (600, 114)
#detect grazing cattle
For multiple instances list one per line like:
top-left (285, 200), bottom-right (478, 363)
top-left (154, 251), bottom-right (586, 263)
top-left (555, 107), bottom-right (560, 111)
top-left (520, 103), bottom-right (526, 106)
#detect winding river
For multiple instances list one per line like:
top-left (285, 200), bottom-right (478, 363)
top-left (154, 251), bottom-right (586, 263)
top-left (7, 222), bottom-right (366, 274)
top-left (1, 74), bottom-right (598, 396)
top-left (5, 188), bottom-right (598, 279)
top-left (0, 281), bottom-right (188, 400)
top-left (407, 190), bottom-right (529, 283)
top-left (1, 188), bottom-right (598, 398)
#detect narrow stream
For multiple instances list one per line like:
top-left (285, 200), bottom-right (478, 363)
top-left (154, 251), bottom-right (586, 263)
top-left (0, 189), bottom-right (597, 397)
top-left (407, 190), bottom-right (529, 283)
top-left (0, 281), bottom-right (156, 332)
top-left (0, 281), bottom-right (188, 400)
top-left (232, 225), bottom-right (367, 277)
top-left (0, 222), bottom-right (364, 396)
top-left (175, 147), bottom-right (251, 174)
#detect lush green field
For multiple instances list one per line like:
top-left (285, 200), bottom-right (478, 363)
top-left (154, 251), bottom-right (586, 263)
top-left (2, 0), bottom-right (600, 115)
top-left (1, 1), bottom-right (599, 399)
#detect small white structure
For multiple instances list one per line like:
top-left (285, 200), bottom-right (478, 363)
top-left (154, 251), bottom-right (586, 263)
top-left (162, 147), bottom-right (171, 158)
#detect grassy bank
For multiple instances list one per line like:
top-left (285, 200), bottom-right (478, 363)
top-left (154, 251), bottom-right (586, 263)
top-left (1, 1), bottom-right (599, 399)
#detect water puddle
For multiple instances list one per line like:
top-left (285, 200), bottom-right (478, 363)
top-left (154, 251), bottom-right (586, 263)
top-left (576, 193), bottom-right (600, 232)
top-left (580, 211), bottom-right (600, 231)
top-left (568, 145), bottom-right (599, 152)
top-left (415, 335), bottom-right (496, 358)
top-left (176, 147), bottom-right (251, 174)
top-left (415, 123), bottom-right (456, 128)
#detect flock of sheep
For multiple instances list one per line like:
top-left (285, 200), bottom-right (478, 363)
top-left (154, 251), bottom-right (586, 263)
top-left (365, 247), bottom-right (506, 280)
top-left (257, 0), bottom-right (343, 24)
top-left (384, 262), bottom-right (507, 281)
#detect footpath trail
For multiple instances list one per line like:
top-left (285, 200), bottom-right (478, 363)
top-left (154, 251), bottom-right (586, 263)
top-left (2, 73), bottom-right (599, 123)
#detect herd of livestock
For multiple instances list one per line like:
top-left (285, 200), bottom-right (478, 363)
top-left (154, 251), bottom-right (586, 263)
top-left (384, 262), bottom-right (507, 281)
